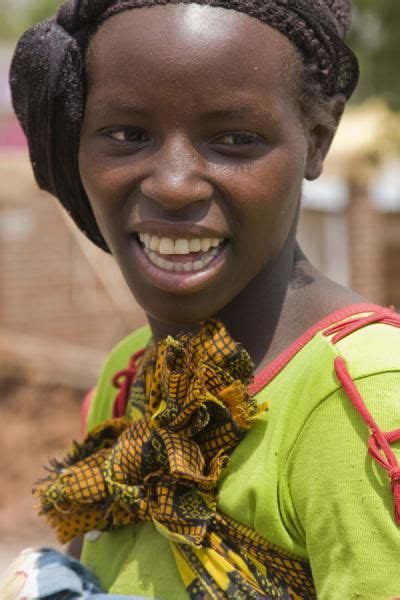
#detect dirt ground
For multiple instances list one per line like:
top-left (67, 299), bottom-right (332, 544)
top-left (0, 377), bottom-right (83, 574)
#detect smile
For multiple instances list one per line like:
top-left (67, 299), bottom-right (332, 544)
top-left (138, 233), bottom-right (225, 273)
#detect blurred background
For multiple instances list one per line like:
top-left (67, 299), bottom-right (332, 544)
top-left (0, 0), bottom-right (399, 570)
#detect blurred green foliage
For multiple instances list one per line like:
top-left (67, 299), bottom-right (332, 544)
top-left (1, 0), bottom-right (399, 110)
top-left (0, 0), bottom-right (62, 42)
top-left (26, 0), bottom-right (63, 24)
top-left (350, 0), bottom-right (400, 110)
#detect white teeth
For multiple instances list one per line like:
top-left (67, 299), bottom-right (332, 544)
top-left (189, 239), bottom-right (201, 252)
top-left (138, 234), bottom-right (224, 256)
top-left (149, 235), bottom-right (160, 252)
top-left (174, 239), bottom-right (190, 254)
top-left (159, 237), bottom-right (174, 254)
top-left (200, 239), bottom-right (211, 252)
top-left (145, 246), bottom-right (220, 272)
top-left (152, 254), bottom-right (165, 269)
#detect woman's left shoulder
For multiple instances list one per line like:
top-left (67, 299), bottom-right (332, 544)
top-left (323, 306), bottom-right (400, 380)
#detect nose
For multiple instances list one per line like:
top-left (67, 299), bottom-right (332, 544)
top-left (140, 134), bottom-right (213, 212)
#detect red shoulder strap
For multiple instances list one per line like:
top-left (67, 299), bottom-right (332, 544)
top-left (331, 307), bottom-right (400, 525)
top-left (81, 348), bottom-right (147, 436)
top-left (111, 348), bottom-right (146, 418)
top-left (323, 306), bottom-right (400, 343)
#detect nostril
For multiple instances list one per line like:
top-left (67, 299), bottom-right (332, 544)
top-left (140, 173), bottom-right (213, 211)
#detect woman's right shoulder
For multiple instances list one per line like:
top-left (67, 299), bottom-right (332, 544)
top-left (101, 324), bottom-right (151, 375)
top-left (84, 324), bottom-right (151, 432)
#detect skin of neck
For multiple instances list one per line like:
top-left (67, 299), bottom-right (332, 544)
top-left (147, 218), bottom-right (365, 374)
top-left (147, 210), bottom-right (300, 371)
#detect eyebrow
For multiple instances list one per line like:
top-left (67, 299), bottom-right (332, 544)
top-left (87, 99), bottom-right (278, 125)
top-left (86, 97), bottom-right (150, 118)
top-left (199, 106), bottom-right (280, 127)
top-left (202, 107), bottom-right (265, 119)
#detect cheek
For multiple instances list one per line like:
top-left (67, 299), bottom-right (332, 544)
top-left (225, 146), bottom-right (305, 240)
top-left (78, 143), bottom-right (133, 239)
top-left (79, 141), bottom-right (104, 214)
top-left (258, 142), bottom-right (306, 198)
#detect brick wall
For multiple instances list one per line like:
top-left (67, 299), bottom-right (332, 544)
top-left (346, 173), bottom-right (386, 305)
top-left (383, 214), bottom-right (400, 309)
top-left (1, 152), bottom-right (397, 353)
top-left (0, 153), bottom-right (145, 351)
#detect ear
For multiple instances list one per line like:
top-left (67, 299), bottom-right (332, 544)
top-left (305, 94), bottom-right (346, 181)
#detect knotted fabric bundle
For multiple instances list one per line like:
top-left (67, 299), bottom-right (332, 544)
top-left (10, 0), bottom-right (359, 253)
top-left (33, 319), bottom-right (318, 598)
top-left (34, 320), bottom-right (257, 545)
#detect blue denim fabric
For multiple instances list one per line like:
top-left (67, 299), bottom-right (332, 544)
top-left (36, 548), bottom-right (101, 597)
top-left (25, 549), bottom-right (151, 599)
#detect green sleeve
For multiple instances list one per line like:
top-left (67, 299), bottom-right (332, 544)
top-left (285, 371), bottom-right (400, 600)
top-left (86, 325), bottom-right (151, 432)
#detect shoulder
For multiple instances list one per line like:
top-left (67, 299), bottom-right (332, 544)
top-left (326, 309), bottom-right (400, 379)
top-left (85, 324), bottom-right (151, 432)
top-left (296, 309), bottom-right (400, 442)
top-left (103, 324), bottom-right (151, 370)
top-left (260, 309), bottom-right (400, 461)
top-left (282, 309), bottom-right (400, 484)
top-left (286, 310), bottom-right (400, 519)
top-left (284, 314), bottom-right (400, 598)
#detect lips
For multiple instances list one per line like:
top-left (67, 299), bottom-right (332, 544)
top-left (137, 230), bottom-right (225, 272)
top-left (144, 244), bottom-right (221, 270)
top-left (129, 233), bottom-right (230, 295)
top-left (139, 232), bottom-right (224, 255)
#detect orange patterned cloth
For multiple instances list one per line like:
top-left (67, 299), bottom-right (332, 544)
top-left (34, 320), bottom-right (316, 598)
top-left (34, 320), bottom-right (257, 545)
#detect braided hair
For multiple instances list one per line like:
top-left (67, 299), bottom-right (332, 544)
top-left (10, 0), bottom-right (359, 253)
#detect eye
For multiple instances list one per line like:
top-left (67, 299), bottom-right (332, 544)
top-left (104, 127), bottom-right (151, 145)
top-left (212, 132), bottom-right (261, 146)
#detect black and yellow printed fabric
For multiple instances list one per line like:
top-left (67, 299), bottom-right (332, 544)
top-left (34, 320), bottom-right (316, 599)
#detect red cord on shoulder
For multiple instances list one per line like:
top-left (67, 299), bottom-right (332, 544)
top-left (112, 348), bottom-right (146, 418)
top-left (335, 356), bottom-right (400, 525)
top-left (324, 307), bottom-right (400, 345)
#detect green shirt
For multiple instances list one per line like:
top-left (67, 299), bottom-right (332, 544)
top-left (81, 305), bottom-right (400, 599)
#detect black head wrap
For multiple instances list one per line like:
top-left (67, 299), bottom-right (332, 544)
top-left (10, 0), bottom-right (359, 252)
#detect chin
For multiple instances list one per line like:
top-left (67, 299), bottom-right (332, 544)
top-left (133, 287), bottom-right (231, 327)
top-left (146, 300), bottom-right (223, 326)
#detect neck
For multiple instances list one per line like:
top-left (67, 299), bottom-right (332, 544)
top-left (147, 232), bottom-right (302, 371)
top-left (217, 235), bottom-right (299, 369)
top-left (147, 231), bottom-right (365, 374)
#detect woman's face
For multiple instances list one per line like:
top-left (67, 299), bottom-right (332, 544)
top-left (79, 4), bottom-right (313, 324)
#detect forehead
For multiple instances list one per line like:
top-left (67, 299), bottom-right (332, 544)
top-left (86, 4), bottom-right (299, 115)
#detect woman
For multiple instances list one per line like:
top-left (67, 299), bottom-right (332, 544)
top-left (7, 0), bottom-right (400, 598)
